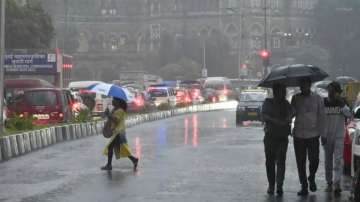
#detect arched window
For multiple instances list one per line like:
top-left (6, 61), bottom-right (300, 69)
top-left (119, 34), bottom-right (128, 46)
top-left (226, 24), bottom-right (238, 36)
top-left (250, 25), bottom-right (263, 50)
top-left (150, 1), bottom-right (160, 16)
top-left (109, 34), bottom-right (119, 50)
top-left (271, 28), bottom-right (281, 49)
top-left (78, 32), bottom-right (90, 52)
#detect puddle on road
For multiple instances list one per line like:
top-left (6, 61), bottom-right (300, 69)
top-left (152, 113), bottom-right (237, 149)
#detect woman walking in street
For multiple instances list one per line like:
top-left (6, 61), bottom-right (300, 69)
top-left (101, 97), bottom-right (139, 171)
top-left (261, 83), bottom-right (293, 196)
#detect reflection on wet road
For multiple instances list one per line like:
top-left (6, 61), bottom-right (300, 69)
top-left (0, 110), bottom-right (352, 202)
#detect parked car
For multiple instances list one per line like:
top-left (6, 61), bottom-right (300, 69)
top-left (180, 80), bottom-right (204, 104)
top-left (63, 89), bottom-right (88, 116)
top-left (350, 106), bottom-right (360, 201)
top-left (203, 88), bottom-right (219, 103)
top-left (4, 78), bottom-right (54, 103)
top-left (175, 88), bottom-right (192, 105)
top-left (203, 77), bottom-right (234, 102)
top-left (127, 90), bottom-right (154, 112)
top-left (68, 81), bottom-right (112, 116)
top-left (147, 86), bottom-right (176, 107)
top-left (7, 88), bottom-right (73, 125)
top-left (236, 89), bottom-right (268, 125)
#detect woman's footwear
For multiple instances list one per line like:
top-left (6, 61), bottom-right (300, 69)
top-left (276, 187), bottom-right (283, 196)
top-left (133, 158), bottom-right (139, 171)
top-left (101, 164), bottom-right (112, 171)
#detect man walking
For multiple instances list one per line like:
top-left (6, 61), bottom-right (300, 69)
top-left (323, 81), bottom-right (352, 194)
top-left (262, 83), bottom-right (293, 196)
top-left (291, 77), bottom-right (325, 196)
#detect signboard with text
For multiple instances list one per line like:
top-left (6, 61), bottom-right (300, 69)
top-left (4, 54), bottom-right (57, 74)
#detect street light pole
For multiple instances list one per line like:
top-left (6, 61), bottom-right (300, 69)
top-left (226, 6), bottom-right (244, 79)
top-left (263, 0), bottom-right (269, 76)
top-left (0, 0), bottom-right (6, 134)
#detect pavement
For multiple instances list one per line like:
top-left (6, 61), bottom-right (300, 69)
top-left (0, 109), bottom-right (353, 202)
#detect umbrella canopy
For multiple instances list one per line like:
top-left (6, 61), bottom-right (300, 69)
top-left (87, 83), bottom-right (133, 101)
top-left (313, 80), bottom-right (331, 90)
top-left (258, 64), bottom-right (329, 88)
top-left (335, 76), bottom-right (358, 85)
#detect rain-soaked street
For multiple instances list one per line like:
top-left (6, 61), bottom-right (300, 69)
top-left (0, 109), bottom-right (353, 202)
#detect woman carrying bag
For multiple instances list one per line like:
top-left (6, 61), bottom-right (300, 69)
top-left (101, 97), bottom-right (139, 171)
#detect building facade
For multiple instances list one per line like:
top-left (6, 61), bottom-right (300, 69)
top-left (40, 0), bottom-right (319, 80)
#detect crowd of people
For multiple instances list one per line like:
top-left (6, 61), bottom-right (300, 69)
top-left (262, 77), bottom-right (352, 196)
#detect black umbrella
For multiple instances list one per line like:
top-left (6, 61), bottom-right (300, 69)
top-left (258, 64), bottom-right (329, 88)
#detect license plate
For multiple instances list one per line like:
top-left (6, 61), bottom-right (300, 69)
top-left (248, 112), bottom-right (257, 116)
top-left (33, 114), bottom-right (49, 120)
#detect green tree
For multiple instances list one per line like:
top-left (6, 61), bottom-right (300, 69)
top-left (158, 57), bottom-right (201, 80)
top-left (4, 0), bottom-right (54, 50)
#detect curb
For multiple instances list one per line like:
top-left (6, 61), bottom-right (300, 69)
top-left (0, 101), bottom-right (234, 162)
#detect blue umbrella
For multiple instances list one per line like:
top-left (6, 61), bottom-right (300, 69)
top-left (87, 83), bottom-right (133, 101)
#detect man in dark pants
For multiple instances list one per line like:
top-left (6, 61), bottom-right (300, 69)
top-left (291, 77), bottom-right (325, 196)
top-left (262, 83), bottom-right (293, 196)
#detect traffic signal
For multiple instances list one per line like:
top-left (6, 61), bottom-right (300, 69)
top-left (259, 49), bottom-right (270, 67)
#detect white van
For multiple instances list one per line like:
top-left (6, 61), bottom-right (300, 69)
top-left (68, 81), bottom-right (112, 116)
top-left (147, 87), bottom-right (176, 107)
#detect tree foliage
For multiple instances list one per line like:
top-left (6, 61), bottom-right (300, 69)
top-left (4, 0), bottom-right (54, 50)
top-left (158, 57), bottom-right (201, 80)
top-left (314, 0), bottom-right (360, 76)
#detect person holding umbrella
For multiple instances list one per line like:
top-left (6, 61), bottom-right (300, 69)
top-left (261, 83), bottom-right (294, 196)
top-left (291, 77), bottom-right (326, 196)
top-left (259, 64), bottom-right (329, 196)
top-left (101, 97), bottom-right (139, 171)
top-left (87, 83), bottom-right (139, 171)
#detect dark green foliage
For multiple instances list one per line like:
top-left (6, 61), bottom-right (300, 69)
top-left (157, 103), bottom-right (171, 111)
top-left (4, 0), bottom-right (54, 50)
top-left (73, 109), bottom-right (91, 123)
top-left (5, 114), bottom-right (36, 132)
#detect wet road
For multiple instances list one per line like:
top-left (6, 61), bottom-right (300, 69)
top-left (0, 109), bottom-right (352, 202)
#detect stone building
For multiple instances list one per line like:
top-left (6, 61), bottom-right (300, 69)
top-left (40, 0), bottom-right (320, 80)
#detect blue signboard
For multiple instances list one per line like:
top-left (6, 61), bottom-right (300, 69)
top-left (4, 54), bottom-right (57, 74)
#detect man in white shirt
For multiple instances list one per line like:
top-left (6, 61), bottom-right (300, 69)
top-left (291, 77), bottom-right (326, 196)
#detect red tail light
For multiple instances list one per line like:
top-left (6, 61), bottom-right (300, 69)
top-left (72, 102), bottom-right (80, 111)
top-left (134, 98), bottom-right (143, 106)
